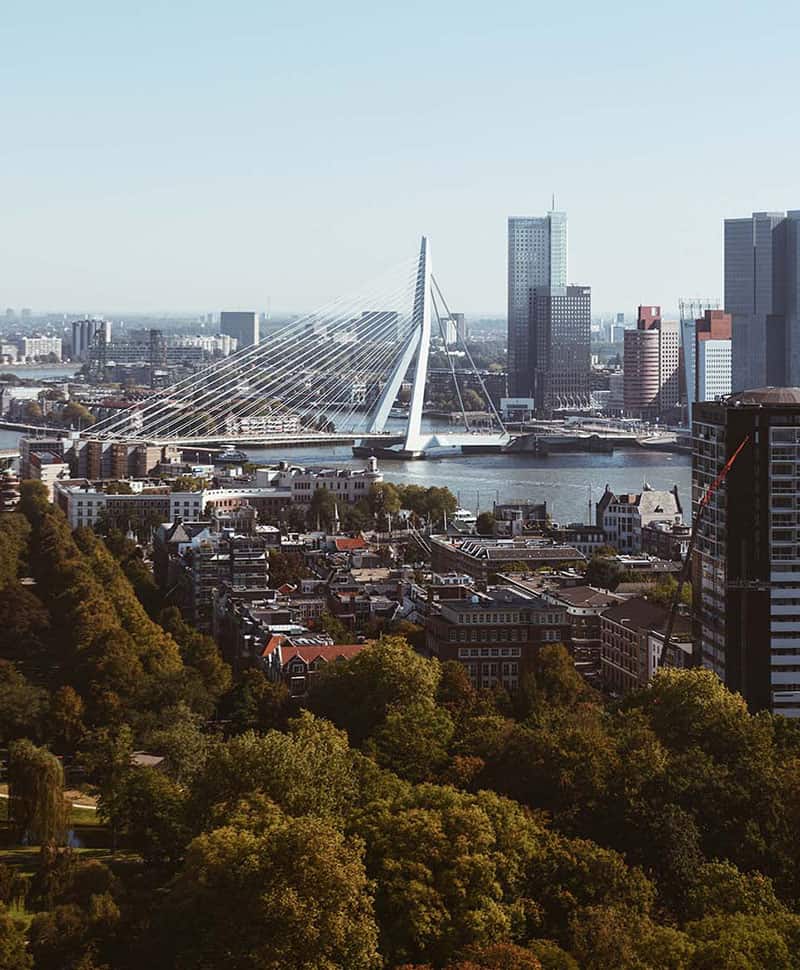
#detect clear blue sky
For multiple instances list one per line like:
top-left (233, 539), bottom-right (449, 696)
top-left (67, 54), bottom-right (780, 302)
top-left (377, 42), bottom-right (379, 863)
top-left (1, 0), bottom-right (798, 316)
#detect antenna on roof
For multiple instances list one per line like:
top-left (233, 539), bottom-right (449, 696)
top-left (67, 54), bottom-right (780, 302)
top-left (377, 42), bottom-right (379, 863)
top-left (551, 192), bottom-right (555, 211)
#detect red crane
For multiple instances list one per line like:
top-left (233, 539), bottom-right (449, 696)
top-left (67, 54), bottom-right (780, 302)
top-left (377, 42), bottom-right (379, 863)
top-left (658, 434), bottom-right (751, 666)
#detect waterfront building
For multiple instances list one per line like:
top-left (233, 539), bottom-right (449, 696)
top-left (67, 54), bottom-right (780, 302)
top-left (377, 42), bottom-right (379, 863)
top-left (726, 210), bottom-right (800, 390)
top-left (531, 285), bottom-right (592, 414)
top-left (596, 483), bottom-right (683, 554)
top-left (507, 210), bottom-right (567, 397)
top-left (693, 387), bottom-right (800, 717)
top-left (220, 310), bottom-right (259, 349)
top-left (622, 306), bottom-right (680, 418)
top-left (16, 336), bottom-right (62, 362)
top-left (425, 586), bottom-right (571, 690)
top-left (253, 458), bottom-right (383, 505)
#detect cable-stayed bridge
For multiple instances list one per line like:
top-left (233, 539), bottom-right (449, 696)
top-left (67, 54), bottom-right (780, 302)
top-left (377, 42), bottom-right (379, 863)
top-left (87, 238), bottom-right (510, 459)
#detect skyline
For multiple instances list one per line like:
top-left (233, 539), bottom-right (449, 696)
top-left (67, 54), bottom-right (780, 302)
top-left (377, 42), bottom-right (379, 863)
top-left (2, 0), bottom-right (799, 314)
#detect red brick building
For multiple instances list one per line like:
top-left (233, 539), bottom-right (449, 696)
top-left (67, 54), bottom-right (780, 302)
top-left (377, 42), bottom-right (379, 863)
top-left (425, 587), bottom-right (570, 690)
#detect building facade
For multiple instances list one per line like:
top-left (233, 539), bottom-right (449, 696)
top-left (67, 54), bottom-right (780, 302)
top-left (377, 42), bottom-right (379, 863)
top-left (220, 311), bottom-right (260, 349)
top-left (601, 596), bottom-right (692, 694)
top-left (531, 285), bottom-right (592, 413)
top-left (726, 210), bottom-right (800, 391)
top-left (71, 319), bottom-right (111, 361)
top-left (693, 387), bottom-right (800, 717)
top-left (507, 211), bottom-right (567, 397)
top-left (596, 484), bottom-right (683, 554)
top-left (425, 587), bottom-right (570, 690)
top-left (694, 309), bottom-right (733, 405)
top-left (623, 306), bottom-right (680, 418)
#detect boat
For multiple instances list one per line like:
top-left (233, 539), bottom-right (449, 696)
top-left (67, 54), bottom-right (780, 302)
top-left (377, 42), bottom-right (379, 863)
top-left (216, 447), bottom-right (250, 463)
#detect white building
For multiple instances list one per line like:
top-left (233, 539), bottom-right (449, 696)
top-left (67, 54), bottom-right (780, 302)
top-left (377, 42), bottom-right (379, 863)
top-left (254, 457), bottom-right (383, 505)
top-left (17, 336), bottom-right (62, 362)
top-left (697, 338), bottom-right (732, 403)
top-left (596, 484), bottom-right (683, 554)
top-left (29, 451), bottom-right (71, 500)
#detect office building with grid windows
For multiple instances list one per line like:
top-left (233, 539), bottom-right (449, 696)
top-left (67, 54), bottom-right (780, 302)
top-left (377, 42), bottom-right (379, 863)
top-left (693, 387), bottom-right (800, 717)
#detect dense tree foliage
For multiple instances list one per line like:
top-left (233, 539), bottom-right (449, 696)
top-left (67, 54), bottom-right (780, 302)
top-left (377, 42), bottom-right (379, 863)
top-left (5, 485), bottom-right (800, 968)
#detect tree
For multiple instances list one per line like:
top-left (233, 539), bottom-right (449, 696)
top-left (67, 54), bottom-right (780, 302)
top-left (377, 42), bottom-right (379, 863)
top-left (192, 714), bottom-right (361, 825)
top-left (223, 668), bottom-right (291, 735)
top-left (60, 401), bottom-right (96, 427)
top-left (80, 726), bottom-right (135, 851)
top-left (463, 388), bottom-right (485, 411)
top-left (169, 475), bottom-right (205, 493)
top-left (0, 581), bottom-right (51, 667)
top-left (583, 556), bottom-right (621, 590)
top-left (163, 798), bottom-right (381, 970)
top-left (0, 661), bottom-right (47, 743)
top-left (22, 400), bottom-right (44, 422)
top-left (108, 767), bottom-right (190, 863)
top-left (268, 548), bottom-right (309, 587)
top-left (0, 904), bottom-right (33, 970)
top-left (475, 511), bottom-right (496, 535)
top-left (319, 610), bottom-right (351, 644)
top-left (308, 636), bottom-right (441, 744)
top-left (49, 687), bottom-right (86, 753)
top-left (370, 698), bottom-right (454, 782)
top-left (7, 740), bottom-right (67, 845)
top-left (309, 486), bottom-right (337, 530)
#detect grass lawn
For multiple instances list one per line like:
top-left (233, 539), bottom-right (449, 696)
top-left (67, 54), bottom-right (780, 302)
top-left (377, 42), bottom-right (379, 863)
top-left (0, 799), bottom-right (101, 827)
top-left (0, 845), bottom-right (115, 878)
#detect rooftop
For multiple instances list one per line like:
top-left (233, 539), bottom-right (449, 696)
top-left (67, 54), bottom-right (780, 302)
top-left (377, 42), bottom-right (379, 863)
top-left (548, 585), bottom-right (626, 609)
top-left (726, 387), bottom-right (800, 406)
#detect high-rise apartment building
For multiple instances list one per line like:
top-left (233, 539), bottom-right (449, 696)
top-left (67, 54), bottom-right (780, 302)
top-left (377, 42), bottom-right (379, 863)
top-left (531, 285), bottom-right (592, 413)
top-left (507, 211), bottom-right (567, 397)
top-left (220, 311), bottom-right (259, 349)
top-left (693, 388), bottom-right (800, 717)
top-left (622, 306), bottom-right (679, 418)
top-left (695, 310), bottom-right (732, 405)
top-left (725, 210), bottom-right (800, 391)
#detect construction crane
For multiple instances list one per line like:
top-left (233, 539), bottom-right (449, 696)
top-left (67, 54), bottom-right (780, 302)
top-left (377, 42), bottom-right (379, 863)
top-left (658, 434), bottom-right (751, 667)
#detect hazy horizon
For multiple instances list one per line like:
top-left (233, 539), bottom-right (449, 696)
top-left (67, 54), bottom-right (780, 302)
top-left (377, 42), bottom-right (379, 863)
top-left (3, 0), bottom-right (798, 316)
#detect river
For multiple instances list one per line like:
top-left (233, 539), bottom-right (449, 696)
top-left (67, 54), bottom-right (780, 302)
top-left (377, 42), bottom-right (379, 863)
top-left (0, 421), bottom-right (691, 527)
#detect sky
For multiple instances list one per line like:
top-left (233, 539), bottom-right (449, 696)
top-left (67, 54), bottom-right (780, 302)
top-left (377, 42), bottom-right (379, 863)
top-left (1, 0), bottom-right (799, 317)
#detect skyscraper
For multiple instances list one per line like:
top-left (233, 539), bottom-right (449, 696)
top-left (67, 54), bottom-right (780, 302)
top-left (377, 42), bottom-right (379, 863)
top-left (725, 210), bottom-right (800, 391)
top-left (622, 306), bottom-right (679, 419)
top-left (507, 211), bottom-right (567, 397)
top-left (220, 311), bottom-right (260, 349)
top-left (693, 388), bottom-right (800, 717)
top-left (531, 285), bottom-right (591, 413)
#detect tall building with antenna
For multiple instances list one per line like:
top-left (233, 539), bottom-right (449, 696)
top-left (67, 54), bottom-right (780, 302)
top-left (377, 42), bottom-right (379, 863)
top-left (507, 208), bottom-right (591, 412)
top-left (507, 210), bottom-right (567, 398)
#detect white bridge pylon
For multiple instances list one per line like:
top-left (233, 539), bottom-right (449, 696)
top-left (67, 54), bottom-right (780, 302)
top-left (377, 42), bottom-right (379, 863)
top-left (85, 236), bottom-right (507, 453)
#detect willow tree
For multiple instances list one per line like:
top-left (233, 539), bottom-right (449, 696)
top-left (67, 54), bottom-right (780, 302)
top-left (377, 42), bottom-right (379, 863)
top-left (7, 740), bottom-right (67, 845)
